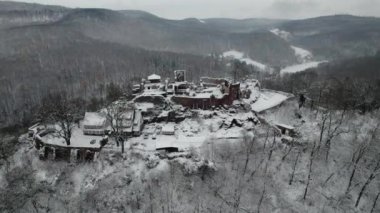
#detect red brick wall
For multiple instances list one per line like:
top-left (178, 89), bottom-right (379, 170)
top-left (171, 83), bottom-right (240, 109)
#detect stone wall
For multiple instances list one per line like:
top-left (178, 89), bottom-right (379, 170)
top-left (171, 83), bottom-right (240, 109)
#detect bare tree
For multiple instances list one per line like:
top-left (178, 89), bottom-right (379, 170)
top-left (289, 149), bottom-right (302, 185)
top-left (242, 132), bottom-right (255, 175)
top-left (264, 134), bottom-right (276, 175)
top-left (370, 191), bottom-right (380, 213)
top-left (315, 81), bottom-right (328, 116)
top-left (257, 184), bottom-right (266, 213)
top-left (346, 142), bottom-right (368, 194)
top-left (39, 93), bottom-right (82, 146)
top-left (346, 123), bottom-right (378, 194)
top-left (106, 102), bottom-right (128, 153)
top-left (317, 112), bottom-right (328, 151)
top-left (0, 135), bottom-right (17, 172)
top-left (303, 141), bottom-right (316, 200)
top-left (282, 139), bottom-right (295, 161)
top-left (324, 109), bottom-right (346, 162)
top-left (355, 156), bottom-right (380, 207)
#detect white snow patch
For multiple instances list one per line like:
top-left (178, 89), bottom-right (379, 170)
top-left (291, 46), bottom-right (313, 63)
top-left (198, 19), bottom-right (206, 24)
top-left (222, 50), bottom-right (268, 71)
top-left (280, 61), bottom-right (328, 74)
top-left (270, 28), bottom-right (292, 41)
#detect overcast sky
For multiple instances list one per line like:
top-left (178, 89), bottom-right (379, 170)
top-left (8, 0), bottom-right (380, 19)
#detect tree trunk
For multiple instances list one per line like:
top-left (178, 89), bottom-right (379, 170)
top-left (355, 176), bottom-right (372, 207)
top-left (289, 150), bottom-right (301, 185)
top-left (371, 192), bottom-right (380, 213)
top-left (65, 138), bottom-right (71, 146)
top-left (346, 164), bottom-right (357, 194)
top-left (303, 141), bottom-right (316, 200)
top-left (355, 159), bottom-right (380, 207)
top-left (325, 140), bottom-right (331, 162)
top-left (257, 185), bottom-right (266, 213)
top-left (121, 137), bottom-right (125, 153)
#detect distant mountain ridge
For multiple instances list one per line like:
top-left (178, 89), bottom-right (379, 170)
top-left (0, 1), bottom-right (67, 11)
top-left (278, 15), bottom-right (380, 59)
top-left (0, 4), bottom-right (298, 66)
top-left (0, 1), bottom-right (68, 29)
top-left (1, 1), bottom-right (380, 127)
top-left (2, 2), bottom-right (379, 62)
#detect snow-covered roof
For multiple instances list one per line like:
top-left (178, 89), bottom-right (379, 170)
top-left (83, 112), bottom-right (107, 127)
top-left (155, 138), bottom-right (179, 150)
top-left (162, 123), bottom-right (175, 133)
top-left (148, 74), bottom-right (161, 80)
top-left (274, 123), bottom-right (295, 130)
top-left (251, 90), bottom-right (291, 113)
top-left (37, 125), bottom-right (104, 149)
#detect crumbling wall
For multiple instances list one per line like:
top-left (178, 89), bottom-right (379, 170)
top-left (171, 83), bottom-right (240, 109)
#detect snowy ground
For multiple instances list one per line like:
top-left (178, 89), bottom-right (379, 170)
top-left (2, 97), bottom-right (380, 213)
top-left (3, 75), bottom-right (380, 212)
top-left (223, 50), bottom-right (269, 71)
top-left (126, 110), bottom-right (256, 152)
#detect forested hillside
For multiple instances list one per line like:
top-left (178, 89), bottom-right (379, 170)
top-left (1, 1), bottom-right (380, 129)
top-left (279, 15), bottom-right (380, 59)
top-left (0, 2), bottom-right (296, 128)
top-left (0, 38), bottom-right (227, 126)
top-left (262, 53), bottom-right (380, 112)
